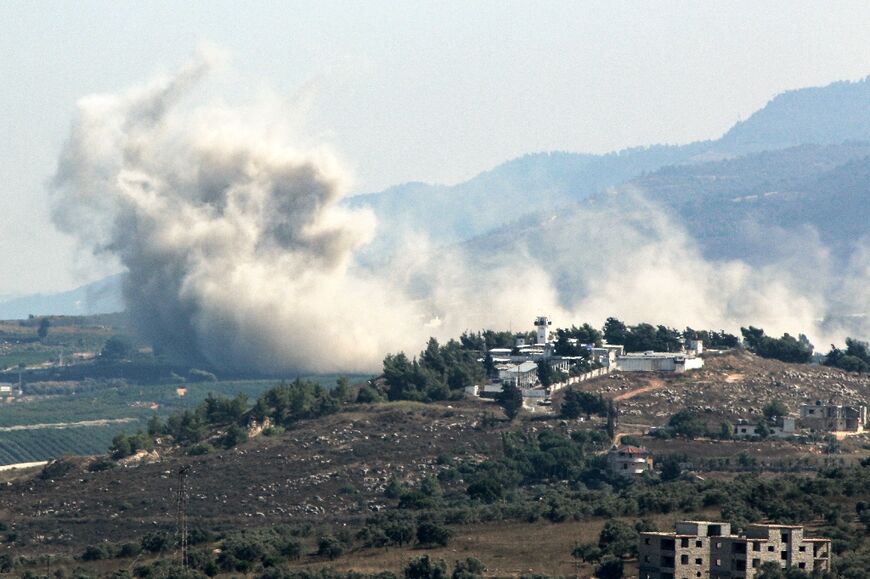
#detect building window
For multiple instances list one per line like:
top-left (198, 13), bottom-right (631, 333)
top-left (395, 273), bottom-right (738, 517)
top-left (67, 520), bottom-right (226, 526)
top-left (768, 546), bottom-right (775, 552)
top-left (644, 538), bottom-right (651, 545)
top-left (696, 540), bottom-right (703, 548)
top-left (681, 538), bottom-right (689, 548)
top-left (781, 533), bottom-right (789, 543)
top-left (752, 559), bottom-right (760, 568)
top-left (781, 551), bottom-right (788, 560)
top-left (753, 542), bottom-right (760, 552)
top-left (695, 558), bottom-right (702, 565)
top-left (681, 555), bottom-right (689, 564)
top-left (798, 563), bottom-right (806, 569)
top-left (715, 559), bottom-right (721, 567)
top-left (798, 546), bottom-right (805, 552)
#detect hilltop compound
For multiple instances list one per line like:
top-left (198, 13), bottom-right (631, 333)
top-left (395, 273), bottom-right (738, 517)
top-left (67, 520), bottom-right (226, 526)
top-left (480, 315), bottom-right (706, 407)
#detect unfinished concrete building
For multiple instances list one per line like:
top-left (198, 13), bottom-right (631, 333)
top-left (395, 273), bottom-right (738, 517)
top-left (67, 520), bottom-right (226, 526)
top-left (799, 401), bottom-right (867, 434)
top-left (639, 521), bottom-right (831, 579)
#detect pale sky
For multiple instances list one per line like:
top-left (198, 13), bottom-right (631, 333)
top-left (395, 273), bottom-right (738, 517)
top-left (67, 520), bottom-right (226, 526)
top-left (3, 0), bottom-right (870, 297)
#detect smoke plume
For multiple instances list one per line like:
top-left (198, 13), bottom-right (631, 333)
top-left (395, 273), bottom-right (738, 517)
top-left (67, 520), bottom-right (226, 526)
top-left (52, 51), bottom-right (431, 373)
top-left (53, 52), bottom-right (867, 374)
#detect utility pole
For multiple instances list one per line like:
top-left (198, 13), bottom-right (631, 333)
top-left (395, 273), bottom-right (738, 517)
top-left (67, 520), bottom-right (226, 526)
top-left (175, 465), bottom-right (191, 571)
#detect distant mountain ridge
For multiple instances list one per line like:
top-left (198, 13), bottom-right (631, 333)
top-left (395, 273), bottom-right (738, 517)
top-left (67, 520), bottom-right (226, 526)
top-left (349, 75), bottom-right (870, 258)
top-left (0, 274), bottom-right (123, 320)
top-left (720, 77), bottom-right (870, 151)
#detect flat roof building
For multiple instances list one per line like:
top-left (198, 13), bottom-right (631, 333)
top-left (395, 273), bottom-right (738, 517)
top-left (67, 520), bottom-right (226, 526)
top-left (639, 521), bottom-right (831, 579)
top-left (617, 352), bottom-right (704, 373)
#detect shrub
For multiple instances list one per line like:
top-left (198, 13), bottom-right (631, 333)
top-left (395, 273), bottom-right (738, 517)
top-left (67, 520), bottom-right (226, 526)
top-left (316, 534), bottom-right (345, 560)
top-left (140, 531), bottom-right (170, 553)
top-left (416, 521), bottom-right (452, 547)
top-left (187, 443), bottom-right (213, 456)
top-left (220, 424), bottom-right (248, 449)
top-left (118, 542), bottom-right (141, 557)
top-left (357, 385), bottom-right (385, 404)
top-left (404, 555), bottom-right (448, 579)
top-left (452, 557), bottom-right (485, 579)
top-left (39, 458), bottom-right (75, 480)
top-left (87, 457), bottom-right (116, 472)
top-left (596, 558), bottom-right (624, 579)
top-left (0, 554), bottom-right (13, 573)
top-left (81, 544), bottom-right (110, 561)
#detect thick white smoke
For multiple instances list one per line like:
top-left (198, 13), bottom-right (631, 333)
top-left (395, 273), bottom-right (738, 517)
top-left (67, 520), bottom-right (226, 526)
top-left (52, 51), bottom-right (434, 373)
top-left (52, 52), bottom-right (866, 374)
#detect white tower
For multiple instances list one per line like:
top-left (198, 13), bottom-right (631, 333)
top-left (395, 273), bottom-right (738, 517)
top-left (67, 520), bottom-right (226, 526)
top-left (534, 315), bottom-right (552, 345)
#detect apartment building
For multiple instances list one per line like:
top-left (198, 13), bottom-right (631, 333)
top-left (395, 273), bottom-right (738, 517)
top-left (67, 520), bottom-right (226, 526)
top-left (639, 521), bottom-right (831, 579)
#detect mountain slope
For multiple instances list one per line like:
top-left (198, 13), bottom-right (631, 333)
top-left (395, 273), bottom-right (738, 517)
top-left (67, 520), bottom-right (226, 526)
top-left (351, 75), bottom-right (870, 258)
top-left (720, 76), bottom-right (870, 151)
top-left (0, 273), bottom-right (123, 320)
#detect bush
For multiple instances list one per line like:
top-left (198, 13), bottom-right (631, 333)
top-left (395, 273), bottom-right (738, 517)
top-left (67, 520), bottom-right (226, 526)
top-left (140, 531), bottom-right (170, 553)
top-left (87, 457), bottom-right (116, 472)
top-left (416, 521), bottom-right (452, 547)
top-left (220, 424), bottom-right (248, 449)
top-left (356, 385), bottom-right (385, 404)
top-left (597, 520), bottom-right (637, 558)
top-left (317, 535), bottom-right (345, 560)
top-left (0, 554), bottom-right (11, 573)
top-left (81, 544), bottom-right (111, 561)
top-left (452, 558), bottom-right (485, 579)
top-left (39, 458), bottom-right (75, 480)
top-left (187, 443), bottom-right (213, 456)
top-left (596, 558), bottom-right (624, 579)
top-left (405, 555), bottom-right (448, 579)
top-left (118, 542), bottom-right (141, 557)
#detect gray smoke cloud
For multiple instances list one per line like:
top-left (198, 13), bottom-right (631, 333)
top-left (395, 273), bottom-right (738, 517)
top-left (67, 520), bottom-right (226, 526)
top-left (52, 50), bottom-right (433, 373)
top-left (52, 51), bottom-right (867, 374)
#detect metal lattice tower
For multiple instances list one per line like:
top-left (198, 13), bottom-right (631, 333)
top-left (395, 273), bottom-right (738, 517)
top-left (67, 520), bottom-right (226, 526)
top-left (175, 465), bottom-right (191, 570)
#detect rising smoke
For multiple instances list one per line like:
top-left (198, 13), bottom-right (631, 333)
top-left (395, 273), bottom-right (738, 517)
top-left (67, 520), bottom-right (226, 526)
top-left (52, 51), bottom-right (866, 374)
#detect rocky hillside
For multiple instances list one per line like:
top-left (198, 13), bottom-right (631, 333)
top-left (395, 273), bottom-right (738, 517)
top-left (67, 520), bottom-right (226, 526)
top-left (573, 351), bottom-right (870, 425)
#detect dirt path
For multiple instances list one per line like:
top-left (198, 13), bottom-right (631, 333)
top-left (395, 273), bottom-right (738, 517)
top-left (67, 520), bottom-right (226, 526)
top-left (0, 417), bottom-right (136, 432)
top-left (0, 461), bottom-right (48, 471)
top-left (612, 378), bottom-right (665, 401)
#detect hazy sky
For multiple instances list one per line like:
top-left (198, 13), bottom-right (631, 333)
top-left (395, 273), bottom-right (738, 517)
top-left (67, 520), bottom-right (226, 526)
top-left (3, 1), bottom-right (870, 297)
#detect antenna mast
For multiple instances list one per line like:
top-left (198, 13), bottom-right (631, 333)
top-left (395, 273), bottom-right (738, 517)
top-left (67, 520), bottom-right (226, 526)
top-left (175, 465), bottom-right (191, 570)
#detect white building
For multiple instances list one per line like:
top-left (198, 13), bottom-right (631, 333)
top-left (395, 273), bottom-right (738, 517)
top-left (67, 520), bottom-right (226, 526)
top-left (734, 417), bottom-right (797, 438)
top-left (617, 352), bottom-right (704, 373)
top-left (498, 361), bottom-right (538, 388)
top-left (607, 445), bottom-right (654, 476)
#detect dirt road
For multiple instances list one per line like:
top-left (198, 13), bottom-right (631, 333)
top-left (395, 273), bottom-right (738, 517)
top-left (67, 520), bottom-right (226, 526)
top-left (612, 378), bottom-right (665, 401)
top-left (0, 418), bottom-right (136, 432)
